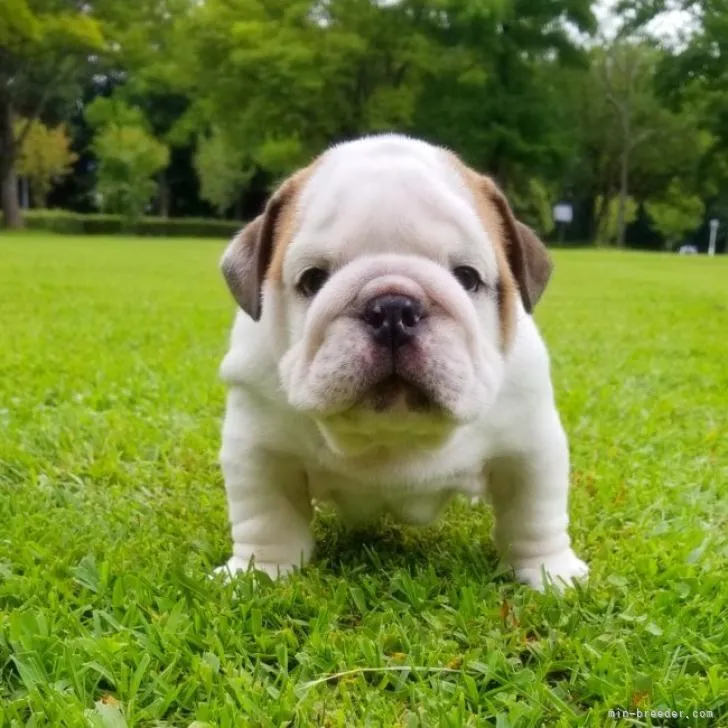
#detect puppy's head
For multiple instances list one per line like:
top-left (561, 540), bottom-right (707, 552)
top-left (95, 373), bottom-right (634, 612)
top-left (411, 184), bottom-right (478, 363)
top-left (221, 135), bottom-right (552, 456)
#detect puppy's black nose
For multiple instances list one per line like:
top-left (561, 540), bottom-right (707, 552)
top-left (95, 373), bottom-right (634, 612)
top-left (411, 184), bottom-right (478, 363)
top-left (363, 295), bottom-right (423, 349)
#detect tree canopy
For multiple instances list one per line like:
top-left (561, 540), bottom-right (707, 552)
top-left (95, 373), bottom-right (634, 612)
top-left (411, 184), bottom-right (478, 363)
top-left (1, 0), bottom-right (725, 250)
top-left (14, 117), bottom-right (76, 207)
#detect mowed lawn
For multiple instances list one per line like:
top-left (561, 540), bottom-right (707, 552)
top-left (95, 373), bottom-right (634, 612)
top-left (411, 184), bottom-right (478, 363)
top-left (1, 234), bottom-right (727, 727)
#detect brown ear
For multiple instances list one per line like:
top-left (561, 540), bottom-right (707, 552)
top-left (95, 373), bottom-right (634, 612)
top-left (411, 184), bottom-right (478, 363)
top-left (480, 177), bottom-right (553, 313)
top-left (220, 180), bottom-right (294, 320)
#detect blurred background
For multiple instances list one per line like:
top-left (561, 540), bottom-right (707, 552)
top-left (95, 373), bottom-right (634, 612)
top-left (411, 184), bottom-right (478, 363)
top-left (2, 0), bottom-right (726, 252)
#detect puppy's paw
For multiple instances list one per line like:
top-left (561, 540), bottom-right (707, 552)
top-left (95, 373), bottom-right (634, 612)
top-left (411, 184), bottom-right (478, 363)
top-left (513, 550), bottom-right (589, 592)
top-left (212, 556), bottom-right (297, 582)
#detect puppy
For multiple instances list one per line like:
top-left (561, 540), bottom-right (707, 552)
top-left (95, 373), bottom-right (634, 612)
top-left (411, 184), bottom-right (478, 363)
top-left (215, 134), bottom-right (588, 591)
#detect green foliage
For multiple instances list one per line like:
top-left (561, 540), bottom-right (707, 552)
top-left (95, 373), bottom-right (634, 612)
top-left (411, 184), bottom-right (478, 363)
top-left (0, 0), bottom-right (106, 227)
top-left (254, 136), bottom-right (308, 182)
top-left (14, 118), bottom-right (77, 207)
top-left (1, 236), bottom-right (727, 723)
top-left (3, 0), bottom-right (727, 247)
top-left (0, 0), bottom-right (41, 43)
top-left (92, 124), bottom-right (170, 224)
top-left (0, 0), bottom-right (105, 114)
top-left (595, 195), bottom-right (639, 246)
top-left (598, 42), bottom-right (707, 202)
top-left (85, 98), bottom-right (150, 132)
top-left (0, 0), bottom-right (104, 51)
top-left (8, 209), bottom-right (240, 238)
top-left (646, 179), bottom-right (705, 250)
top-left (413, 1), bottom-right (593, 183)
top-left (176, 0), bottom-right (595, 185)
top-left (194, 130), bottom-right (253, 215)
top-left (506, 179), bottom-right (556, 236)
top-left (552, 39), bottom-right (708, 246)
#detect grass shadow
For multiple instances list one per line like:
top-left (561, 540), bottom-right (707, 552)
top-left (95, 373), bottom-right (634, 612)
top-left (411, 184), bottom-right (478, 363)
top-left (310, 500), bottom-right (503, 583)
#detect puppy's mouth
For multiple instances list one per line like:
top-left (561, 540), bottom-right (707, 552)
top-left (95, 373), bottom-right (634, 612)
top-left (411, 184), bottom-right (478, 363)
top-left (360, 375), bottom-right (435, 413)
top-left (315, 376), bottom-right (455, 457)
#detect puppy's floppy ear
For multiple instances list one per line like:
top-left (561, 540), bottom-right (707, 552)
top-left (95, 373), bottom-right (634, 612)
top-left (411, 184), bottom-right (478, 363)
top-left (219, 179), bottom-right (295, 321)
top-left (479, 177), bottom-right (553, 313)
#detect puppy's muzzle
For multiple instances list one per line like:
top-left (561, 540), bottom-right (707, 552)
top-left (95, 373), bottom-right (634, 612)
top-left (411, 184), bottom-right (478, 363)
top-left (363, 294), bottom-right (423, 349)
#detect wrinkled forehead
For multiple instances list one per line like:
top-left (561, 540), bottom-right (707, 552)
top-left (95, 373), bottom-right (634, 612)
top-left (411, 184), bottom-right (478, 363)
top-left (282, 138), bottom-right (499, 280)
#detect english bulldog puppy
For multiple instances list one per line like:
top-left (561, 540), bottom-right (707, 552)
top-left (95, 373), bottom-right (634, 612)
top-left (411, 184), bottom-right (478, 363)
top-left (215, 134), bottom-right (588, 591)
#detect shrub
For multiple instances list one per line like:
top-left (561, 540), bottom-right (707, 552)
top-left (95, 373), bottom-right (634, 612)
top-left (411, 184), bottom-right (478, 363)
top-left (3, 209), bottom-right (241, 238)
top-left (92, 124), bottom-right (170, 225)
top-left (15, 118), bottom-right (77, 208)
top-left (195, 129), bottom-right (254, 215)
top-left (506, 178), bottom-right (556, 236)
top-left (594, 195), bottom-right (638, 246)
top-left (646, 179), bottom-right (705, 250)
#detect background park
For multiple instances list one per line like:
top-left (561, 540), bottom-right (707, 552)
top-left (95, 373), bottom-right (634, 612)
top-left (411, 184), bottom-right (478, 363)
top-left (1, 0), bottom-right (727, 725)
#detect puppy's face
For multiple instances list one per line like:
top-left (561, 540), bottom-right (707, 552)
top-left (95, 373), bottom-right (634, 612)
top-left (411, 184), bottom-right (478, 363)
top-left (221, 135), bottom-right (552, 456)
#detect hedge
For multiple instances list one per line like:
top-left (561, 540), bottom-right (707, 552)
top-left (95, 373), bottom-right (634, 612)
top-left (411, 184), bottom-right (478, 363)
top-left (2, 209), bottom-right (241, 238)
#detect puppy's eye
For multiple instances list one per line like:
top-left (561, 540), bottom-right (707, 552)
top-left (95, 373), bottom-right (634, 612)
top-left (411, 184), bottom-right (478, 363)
top-left (297, 267), bottom-right (329, 297)
top-left (452, 266), bottom-right (483, 293)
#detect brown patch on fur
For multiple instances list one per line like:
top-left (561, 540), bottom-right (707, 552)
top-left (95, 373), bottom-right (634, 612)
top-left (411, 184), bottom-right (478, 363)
top-left (220, 164), bottom-right (316, 319)
top-left (486, 189), bottom-right (553, 313)
top-left (445, 152), bottom-right (520, 349)
top-left (266, 164), bottom-right (317, 284)
top-left (221, 163), bottom-right (320, 320)
top-left (445, 151), bottom-right (553, 350)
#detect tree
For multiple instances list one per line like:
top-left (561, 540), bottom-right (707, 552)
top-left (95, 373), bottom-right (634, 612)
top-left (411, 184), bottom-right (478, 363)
top-left (194, 129), bottom-right (253, 216)
top-left (3, 0), bottom-right (718, 252)
top-left (175, 0), bottom-right (438, 181)
top-left (86, 97), bottom-right (171, 222)
top-left (85, 97), bottom-right (149, 130)
top-left (505, 178), bottom-right (556, 236)
top-left (14, 118), bottom-right (76, 208)
top-left (554, 38), bottom-right (707, 244)
top-left (92, 123), bottom-right (169, 224)
top-left (412, 0), bottom-right (595, 187)
top-left (648, 1), bottom-right (728, 201)
top-left (0, 0), bottom-right (104, 227)
top-left (594, 41), bottom-right (664, 247)
top-left (86, 0), bottom-right (197, 216)
top-left (175, 0), bottom-right (596, 206)
top-left (646, 178), bottom-right (705, 250)
top-left (594, 194), bottom-right (639, 246)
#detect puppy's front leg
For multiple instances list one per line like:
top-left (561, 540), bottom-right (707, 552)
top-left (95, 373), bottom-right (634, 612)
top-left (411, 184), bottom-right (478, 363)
top-left (488, 416), bottom-right (588, 592)
top-left (216, 444), bottom-right (313, 581)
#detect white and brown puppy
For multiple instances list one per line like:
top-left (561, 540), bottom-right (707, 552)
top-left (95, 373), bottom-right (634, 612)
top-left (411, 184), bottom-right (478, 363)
top-left (216, 134), bottom-right (588, 591)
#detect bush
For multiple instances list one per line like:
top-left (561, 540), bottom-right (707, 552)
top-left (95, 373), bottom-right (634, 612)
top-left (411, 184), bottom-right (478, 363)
top-left (4, 210), bottom-right (241, 238)
top-left (506, 178), bottom-right (556, 237)
top-left (594, 195), bottom-right (638, 246)
top-left (646, 179), bottom-right (705, 251)
top-left (92, 124), bottom-right (170, 224)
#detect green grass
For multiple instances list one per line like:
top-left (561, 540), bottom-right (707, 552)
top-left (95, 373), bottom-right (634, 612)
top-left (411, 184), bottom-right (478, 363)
top-left (1, 234), bottom-right (726, 727)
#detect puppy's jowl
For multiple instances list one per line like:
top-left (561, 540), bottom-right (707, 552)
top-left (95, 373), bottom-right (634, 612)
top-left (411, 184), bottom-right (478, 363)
top-left (215, 134), bottom-right (588, 591)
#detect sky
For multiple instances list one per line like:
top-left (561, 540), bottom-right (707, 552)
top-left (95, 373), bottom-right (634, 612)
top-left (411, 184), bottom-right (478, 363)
top-left (595, 0), bottom-right (696, 46)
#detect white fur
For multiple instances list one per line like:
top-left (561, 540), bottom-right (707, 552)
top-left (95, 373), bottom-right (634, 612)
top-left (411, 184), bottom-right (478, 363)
top-left (216, 134), bottom-right (588, 591)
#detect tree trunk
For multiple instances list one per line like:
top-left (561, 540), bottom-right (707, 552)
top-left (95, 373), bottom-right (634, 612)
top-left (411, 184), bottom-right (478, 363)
top-left (20, 175), bottom-right (30, 209)
top-left (0, 97), bottom-right (22, 228)
top-left (0, 165), bottom-right (21, 228)
top-left (157, 171), bottom-right (170, 218)
top-left (593, 187), bottom-right (610, 245)
top-left (582, 193), bottom-right (595, 243)
top-left (616, 146), bottom-right (629, 248)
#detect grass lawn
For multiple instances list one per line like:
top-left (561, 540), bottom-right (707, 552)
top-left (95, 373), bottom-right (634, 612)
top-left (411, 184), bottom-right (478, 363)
top-left (1, 233), bottom-right (727, 727)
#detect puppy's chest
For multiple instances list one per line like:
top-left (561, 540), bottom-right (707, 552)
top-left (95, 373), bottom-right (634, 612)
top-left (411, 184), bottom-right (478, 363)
top-left (308, 468), bottom-right (483, 526)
